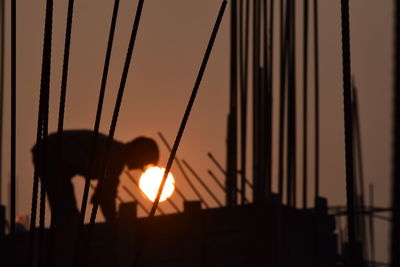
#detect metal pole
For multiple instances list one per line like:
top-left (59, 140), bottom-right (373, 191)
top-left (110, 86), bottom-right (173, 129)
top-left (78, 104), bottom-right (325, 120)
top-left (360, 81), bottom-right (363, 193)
top-left (313, 0), bottom-right (320, 204)
top-left (0, 0), bottom-right (5, 206)
top-left (227, 0), bottom-right (238, 206)
top-left (10, 0), bottom-right (16, 236)
top-left (253, 0), bottom-right (261, 203)
top-left (302, 0), bottom-right (309, 210)
top-left (392, 1), bottom-right (400, 265)
top-left (340, 0), bottom-right (357, 265)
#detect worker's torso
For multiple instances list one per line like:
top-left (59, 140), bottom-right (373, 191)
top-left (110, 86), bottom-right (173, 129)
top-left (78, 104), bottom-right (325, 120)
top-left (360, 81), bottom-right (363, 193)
top-left (33, 130), bottom-right (125, 180)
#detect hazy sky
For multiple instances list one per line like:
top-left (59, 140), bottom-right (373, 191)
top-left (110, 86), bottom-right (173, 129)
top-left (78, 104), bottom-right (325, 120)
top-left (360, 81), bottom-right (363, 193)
top-left (0, 0), bottom-right (394, 263)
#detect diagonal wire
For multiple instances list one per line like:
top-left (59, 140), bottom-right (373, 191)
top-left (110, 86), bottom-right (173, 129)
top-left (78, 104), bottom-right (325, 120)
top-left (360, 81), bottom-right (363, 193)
top-left (77, 0), bottom-right (121, 234)
top-left (122, 185), bottom-right (152, 215)
top-left (182, 160), bottom-right (223, 207)
top-left (132, 2), bottom-right (227, 266)
top-left (79, 2), bottom-right (146, 266)
top-left (158, 132), bottom-right (210, 206)
top-left (124, 171), bottom-right (174, 214)
top-left (74, 0), bottom-right (121, 265)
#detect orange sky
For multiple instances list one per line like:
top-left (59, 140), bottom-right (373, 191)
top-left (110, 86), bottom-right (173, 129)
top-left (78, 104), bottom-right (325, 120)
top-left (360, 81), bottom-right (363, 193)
top-left (0, 0), bottom-right (394, 262)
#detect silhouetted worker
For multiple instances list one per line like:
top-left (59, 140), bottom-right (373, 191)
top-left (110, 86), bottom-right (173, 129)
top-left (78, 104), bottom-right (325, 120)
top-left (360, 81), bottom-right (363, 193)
top-left (32, 129), bottom-right (159, 223)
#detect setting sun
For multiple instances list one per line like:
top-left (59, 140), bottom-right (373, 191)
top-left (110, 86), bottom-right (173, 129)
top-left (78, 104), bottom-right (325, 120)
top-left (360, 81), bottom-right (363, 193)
top-left (139, 166), bottom-right (175, 202)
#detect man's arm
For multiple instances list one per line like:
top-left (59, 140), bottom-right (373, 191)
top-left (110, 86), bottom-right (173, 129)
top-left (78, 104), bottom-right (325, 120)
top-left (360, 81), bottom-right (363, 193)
top-left (92, 174), bottom-right (119, 221)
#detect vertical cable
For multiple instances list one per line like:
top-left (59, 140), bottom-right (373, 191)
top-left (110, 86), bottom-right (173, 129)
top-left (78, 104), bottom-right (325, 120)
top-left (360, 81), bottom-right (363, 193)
top-left (0, 0), bottom-right (5, 206)
top-left (132, 3), bottom-right (227, 265)
top-left (10, 0), bottom-right (16, 237)
top-left (392, 0), bottom-right (400, 266)
top-left (267, 0), bottom-right (274, 196)
top-left (77, 0), bottom-right (121, 232)
top-left (52, 0), bottom-right (75, 229)
top-left (37, 0), bottom-right (53, 265)
top-left (28, 0), bottom-right (53, 265)
top-left (302, 0), bottom-right (308, 209)
top-left (340, 0), bottom-right (357, 265)
top-left (253, 0), bottom-right (261, 203)
top-left (239, 0), bottom-right (247, 205)
top-left (313, 0), bottom-right (320, 203)
top-left (262, 0), bottom-right (269, 198)
top-left (278, 0), bottom-right (286, 200)
top-left (242, 0), bottom-right (250, 203)
top-left (227, 0), bottom-right (238, 206)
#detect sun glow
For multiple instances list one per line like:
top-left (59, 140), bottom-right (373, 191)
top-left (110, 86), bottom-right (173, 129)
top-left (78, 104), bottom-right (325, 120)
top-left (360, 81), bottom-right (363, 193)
top-left (139, 166), bottom-right (175, 202)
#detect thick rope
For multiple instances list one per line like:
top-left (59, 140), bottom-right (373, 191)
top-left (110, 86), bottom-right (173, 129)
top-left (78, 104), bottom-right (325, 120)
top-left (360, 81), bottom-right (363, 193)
top-left (132, 2), bottom-right (227, 266)
top-left (340, 0), bottom-right (357, 265)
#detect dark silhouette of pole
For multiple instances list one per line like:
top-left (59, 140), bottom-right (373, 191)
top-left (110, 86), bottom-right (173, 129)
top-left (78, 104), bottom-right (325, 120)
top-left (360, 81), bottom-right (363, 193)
top-left (340, 0), bottom-right (357, 265)
top-left (287, 0), bottom-right (296, 208)
top-left (266, 0), bottom-right (275, 198)
top-left (392, 1), bottom-right (400, 266)
top-left (10, 0), bottom-right (16, 237)
top-left (28, 0), bottom-right (53, 264)
top-left (239, 0), bottom-right (249, 206)
top-left (262, 0), bottom-right (270, 200)
top-left (302, 0), bottom-right (309, 210)
top-left (227, 0), bottom-right (238, 206)
top-left (182, 160), bottom-right (223, 207)
top-left (253, 0), bottom-right (261, 204)
top-left (0, 0), bottom-right (4, 206)
top-left (132, 3), bottom-right (227, 266)
top-left (313, 0), bottom-right (320, 204)
top-left (278, 0), bottom-right (288, 201)
top-left (124, 170), bottom-right (180, 213)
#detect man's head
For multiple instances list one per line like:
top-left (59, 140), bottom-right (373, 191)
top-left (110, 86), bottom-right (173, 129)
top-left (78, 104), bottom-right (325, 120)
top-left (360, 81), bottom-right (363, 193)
top-left (124, 137), bottom-right (159, 171)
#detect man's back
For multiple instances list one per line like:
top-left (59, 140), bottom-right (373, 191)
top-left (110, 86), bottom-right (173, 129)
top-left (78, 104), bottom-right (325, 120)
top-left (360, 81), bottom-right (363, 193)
top-left (32, 129), bottom-right (125, 179)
